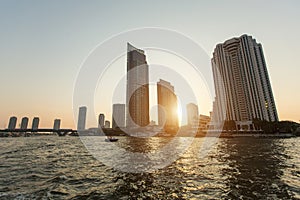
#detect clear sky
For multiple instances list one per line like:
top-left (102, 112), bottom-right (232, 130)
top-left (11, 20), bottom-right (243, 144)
top-left (0, 0), bottom-right (299, 129)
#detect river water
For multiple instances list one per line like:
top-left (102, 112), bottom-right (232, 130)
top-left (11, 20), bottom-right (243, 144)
top-left (0, 136), bottom-right (299, 199)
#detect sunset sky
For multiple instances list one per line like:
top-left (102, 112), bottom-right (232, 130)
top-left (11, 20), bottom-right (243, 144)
top-left (0, 0), bottom-right (299, 129)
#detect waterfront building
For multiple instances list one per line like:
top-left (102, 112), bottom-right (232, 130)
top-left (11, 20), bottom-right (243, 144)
top-left (112, 104), bottom-right (126, 129)
top-left (77, 106), bottom-right (87, 131)
top-left (53, 119), bottom-right (61, 130)
top-left (157, 79), bottom-right (179, 132)
top-left (8, 116), bottom-right (17, 130)
top-left (104, 120), bottom-right (110, 128)
top-left (20, 117), bottom-right (29, 129)
top-left (126, 43), bottom-right (149, 128)
top-left (186, 103), bottom-right (199, 128)
top-left (199, 115), bottom-right (211, 131)
top-left (98, 114), bottom-right (105, 128)
top-left (211, 34), bottom-right (278, 130)
top-left (32, 117), bottom-right (39, 130)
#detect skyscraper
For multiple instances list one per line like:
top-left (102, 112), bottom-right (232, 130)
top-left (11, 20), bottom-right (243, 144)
top-left (20, 117), bottom-right (29, 129)
top-left (98, 114), bottom-right (105, 128)
top-left (77, 106), bottom-right (87, 131)
top-left (157, 79), bottom-right (178, 132)
top-left (53, 119), bottom-right (61, 130)
top-left (186, 103), bottom-right (199, 128)
top-left (104, 120), bottom-right (110, 128)
top-left (8, 116), bottom-right (17, 130)
top-left (126, 43), bottom-right (149, 128)
top-left (211, 34), bottom-right (278, 129)
top-left (112, 104), bottom-right (126, 129)
top-left (32, 117), bottom-right (39, 130)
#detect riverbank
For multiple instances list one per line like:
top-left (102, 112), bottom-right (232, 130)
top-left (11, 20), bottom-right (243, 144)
top-left (201, 132), bottom-right (296, 138)
top-left (1, 130), bottom-right (298, 138)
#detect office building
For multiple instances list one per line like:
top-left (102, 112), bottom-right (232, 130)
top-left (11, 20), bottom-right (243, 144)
top-left (104, 120), bottom-right (110, 128)
top-left (157, 79), bottom-right (178, 131)
top-left (20, 117), bottom-right (29, 129)
top-left (199, 115), bottom-right (211, 130)
top-left (77, 106), bottom-right (87, 130)
top-left (8, 116), bottom-right (17, 130)
top-left (53, 119), bottom-right (61, 130)
top-left (32, 117), bottom-right (39, 130)
top-left (211, 34), bottom-right (278, 129)
top-left (187, 103), bottom-right (199, 128)
top-left (126, 43), bottom-right (149, 128)
top-left (112, 104), bottom-right (126, 129)
top-left (98, 114), bottom-right (105, 128)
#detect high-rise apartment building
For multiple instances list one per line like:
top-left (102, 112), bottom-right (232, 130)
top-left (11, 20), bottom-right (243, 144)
top-left (211, 34), bottom-right (278, 128)
top-left (98, 114), bottom-right (105, 128)
top-left (8, 116), bottom-right (17, 130)
top-left (104, 120), bottom-right (110, 128)
top-left (157, 79), bottom-right (178, 131)
top-left (53, 119), bottom-right (61, 130)
top-left (32, 117), bottom-right (39, 130)
top-left (77, 106), bottom-right (87, 131)
top-left (112, 104), bottom-right (126, 129)
top-left (20, 117), bottom-right (29, 129)
top-left (126, 43), bottom-right (150, 128)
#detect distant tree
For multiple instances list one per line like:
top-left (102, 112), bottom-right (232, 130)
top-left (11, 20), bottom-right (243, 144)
top-left (252, 119), bottom-right (300, 134)
top-left (277, 121), bottom-right (300, 133)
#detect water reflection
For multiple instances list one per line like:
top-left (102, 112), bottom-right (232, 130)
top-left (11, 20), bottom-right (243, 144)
top-left (221, 138), bottom-right (293, 199)
top-left (0, 136), bottom-right (299, 199)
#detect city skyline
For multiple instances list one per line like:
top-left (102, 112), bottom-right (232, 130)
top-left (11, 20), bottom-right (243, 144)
top-left (0, 1), bottom-right (299, 128)
top-left (0, 35), bottom-right (292, 130)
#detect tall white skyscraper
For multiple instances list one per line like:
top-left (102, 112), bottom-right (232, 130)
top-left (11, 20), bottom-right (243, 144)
top-left (112, 104), bottom-right (126, 129)
top-left (211, 34), bottom-right (278, 127)
top-left (77, 106), bottom-right (87, 130)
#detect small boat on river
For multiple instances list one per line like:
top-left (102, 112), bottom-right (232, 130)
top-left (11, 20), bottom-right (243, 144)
top-left (105, 137), bottom-right (118, 142)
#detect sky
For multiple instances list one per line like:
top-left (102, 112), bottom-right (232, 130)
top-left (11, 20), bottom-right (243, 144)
top-left (0, 0), bottom-right (299, 129)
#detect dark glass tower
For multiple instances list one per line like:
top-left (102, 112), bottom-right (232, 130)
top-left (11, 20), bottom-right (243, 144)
top-left (126, 43), bottom-right (149, 128)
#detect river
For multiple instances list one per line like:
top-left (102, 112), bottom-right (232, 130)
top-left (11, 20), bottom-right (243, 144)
top-left (0, 136), bottom-right (299, 199)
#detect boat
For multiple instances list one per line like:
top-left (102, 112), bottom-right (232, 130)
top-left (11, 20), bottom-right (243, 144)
top-left (105, 137), bottom-right (118, 142)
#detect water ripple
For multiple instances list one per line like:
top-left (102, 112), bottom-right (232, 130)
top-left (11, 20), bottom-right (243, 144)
top-left (0, 136), bottom-right (299, 199)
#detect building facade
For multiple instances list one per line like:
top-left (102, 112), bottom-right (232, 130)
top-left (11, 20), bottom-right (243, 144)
top-left (20, 117), bottom-right (29, 129)
top-left (98, 114), bottom-right (105, 129)
top-left (32, 117), bottom-right (39, 130)
top-left (126, 43), bottom-right (150, 128)
top-left (199, 115), bottom-right (211, 131)
top-left (211, 34), bottom-right (278, 128)
top-left (8, 116), bottom-right (17, 130)
top-left (112, 104), bottom-right (126, 129)
top-left (157, 79), bottom-right (179, 132)
top-left (53, 119), bottom-right (61, 130)
top-left (77, 106), bottom-right (87, 131)
top-left (104, 120), bottom-right (110, 128)
top-left (186, 103), bottom-right (199, 128)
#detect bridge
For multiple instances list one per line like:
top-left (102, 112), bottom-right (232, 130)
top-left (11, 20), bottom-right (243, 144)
top-left (0, 129), bottom-right (77, 136)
